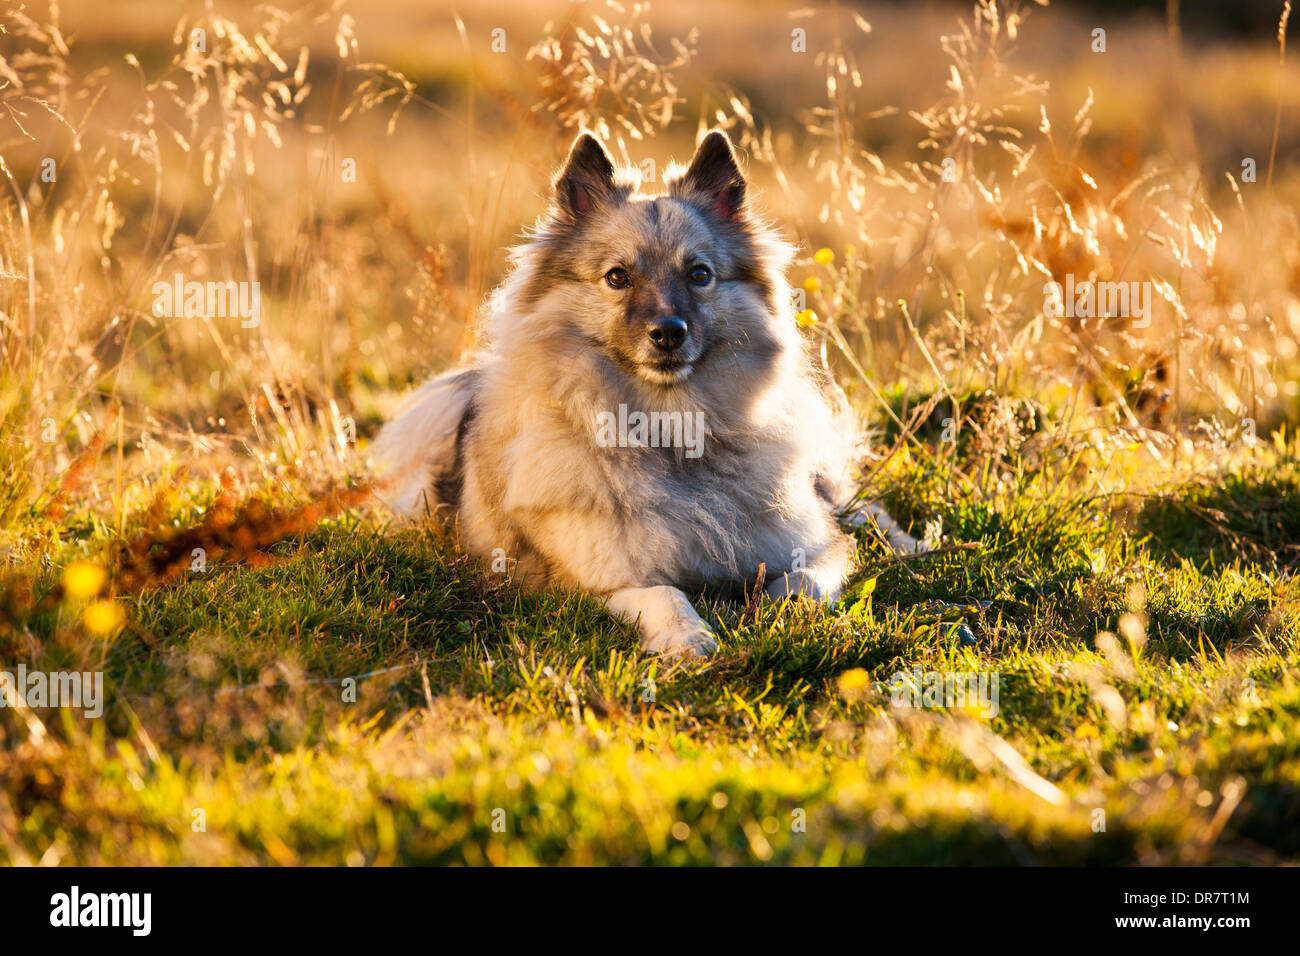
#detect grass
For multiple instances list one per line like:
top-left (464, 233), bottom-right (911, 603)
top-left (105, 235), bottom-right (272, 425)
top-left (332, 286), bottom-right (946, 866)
top-left (3, 434), bottom-right (1298, 866)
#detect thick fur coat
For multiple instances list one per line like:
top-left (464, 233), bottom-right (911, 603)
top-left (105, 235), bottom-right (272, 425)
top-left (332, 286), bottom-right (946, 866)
top-left (372, 130), bottom-right (916, 655)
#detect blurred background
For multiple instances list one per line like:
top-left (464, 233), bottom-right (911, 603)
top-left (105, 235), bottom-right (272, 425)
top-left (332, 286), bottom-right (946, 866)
top-left (1, 0), bottom-right (1298, 521)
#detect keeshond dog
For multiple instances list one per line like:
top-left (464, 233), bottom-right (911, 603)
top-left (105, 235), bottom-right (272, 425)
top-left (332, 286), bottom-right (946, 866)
top-left (372, 129), bottom-right (917, 656)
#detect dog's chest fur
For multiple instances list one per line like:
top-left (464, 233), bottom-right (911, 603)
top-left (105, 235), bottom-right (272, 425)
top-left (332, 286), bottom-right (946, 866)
top-left (455, 351), bottom-right (846, 596)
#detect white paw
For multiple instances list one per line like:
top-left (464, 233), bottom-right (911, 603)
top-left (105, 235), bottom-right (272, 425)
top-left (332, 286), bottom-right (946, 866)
top-left (846, 502), bottom-right (924, 555)
top-left (606, 585), bottom-right (720, 658)
top-left (642, 625), bottom-right (718, 658)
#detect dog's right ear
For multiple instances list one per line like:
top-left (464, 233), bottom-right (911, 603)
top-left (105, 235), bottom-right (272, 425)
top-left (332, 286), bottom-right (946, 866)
top-left (554, 132), bottom-right (617, 225)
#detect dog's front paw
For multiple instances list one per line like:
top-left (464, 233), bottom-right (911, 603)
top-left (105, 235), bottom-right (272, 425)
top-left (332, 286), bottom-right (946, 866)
top-left (605, 585), bottom-right (719, 658)
top-left (642, 625), bottom-right (718, 658)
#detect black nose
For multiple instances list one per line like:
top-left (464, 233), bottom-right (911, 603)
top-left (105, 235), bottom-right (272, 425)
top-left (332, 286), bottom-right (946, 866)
top-left (647, 316), bottom-right (688, 351)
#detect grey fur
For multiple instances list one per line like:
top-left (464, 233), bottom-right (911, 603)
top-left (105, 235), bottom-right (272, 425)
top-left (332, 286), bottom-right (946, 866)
top-left (371, 129), bottom-right (917, 656)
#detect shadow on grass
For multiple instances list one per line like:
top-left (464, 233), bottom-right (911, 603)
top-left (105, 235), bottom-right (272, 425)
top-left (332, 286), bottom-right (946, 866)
top-left (1137, 466), bottom-right (1300, 570)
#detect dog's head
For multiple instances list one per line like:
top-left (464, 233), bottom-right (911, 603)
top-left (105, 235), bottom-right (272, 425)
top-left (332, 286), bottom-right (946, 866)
top-left (516, 130), bottom-right (791, 388)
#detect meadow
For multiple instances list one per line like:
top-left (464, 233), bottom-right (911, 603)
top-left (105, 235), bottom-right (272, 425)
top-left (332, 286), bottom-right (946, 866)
top-left (1, 0), bottom-right (1299, 864)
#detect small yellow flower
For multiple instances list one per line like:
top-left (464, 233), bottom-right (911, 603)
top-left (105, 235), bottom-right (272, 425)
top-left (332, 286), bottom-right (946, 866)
top-left (795, 309), bottom-right (818, 328)
top-left (814, 247), bottom-right (834, 266)
top-left (63, 561), bottom-right (106, 600)
top-left (1074, 721), bottom-right (1099, 740)
top-left (957, 702), bottom-right (987, 721)
top-left (84, 600), bottom-right (125, 637)
top-left (838, 668), bottom-right (870, 693)
top-left (802, 276), bottom-right (821, 293)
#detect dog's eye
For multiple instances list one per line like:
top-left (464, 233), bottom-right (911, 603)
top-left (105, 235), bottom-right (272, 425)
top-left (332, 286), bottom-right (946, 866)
top-left (605, 267), bottom-right (631, 289)
top-left (688, 265), bottom-right (712, 286)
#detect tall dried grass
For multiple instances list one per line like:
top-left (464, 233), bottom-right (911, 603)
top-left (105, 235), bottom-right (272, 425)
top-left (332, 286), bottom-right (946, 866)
top-left (1, 0), bottom-right (1297, 559)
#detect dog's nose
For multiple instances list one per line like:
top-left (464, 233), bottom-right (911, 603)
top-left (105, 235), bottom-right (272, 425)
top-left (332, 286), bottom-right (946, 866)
top-left (646, 316), bottom-right (688, 351)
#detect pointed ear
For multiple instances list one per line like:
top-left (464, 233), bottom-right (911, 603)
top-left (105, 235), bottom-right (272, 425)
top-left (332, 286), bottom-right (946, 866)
top-left (680, 130), bottom-right (746, 221)
top-left (554, 132), bottom-right (617, 225)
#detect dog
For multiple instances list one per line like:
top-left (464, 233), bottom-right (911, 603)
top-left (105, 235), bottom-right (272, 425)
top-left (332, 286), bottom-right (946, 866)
top-left (371, 129), bottom-right (918, 656)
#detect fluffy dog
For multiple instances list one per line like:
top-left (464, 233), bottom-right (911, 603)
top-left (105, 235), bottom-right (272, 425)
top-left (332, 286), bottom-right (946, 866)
top-left (372, 129), bottom-right (916, 656)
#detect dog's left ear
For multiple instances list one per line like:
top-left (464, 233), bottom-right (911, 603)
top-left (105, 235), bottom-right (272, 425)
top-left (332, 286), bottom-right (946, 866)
top-left (555, 132), bottom-right (618, 225)
top-left (681, 130), bottom-right (746, 221)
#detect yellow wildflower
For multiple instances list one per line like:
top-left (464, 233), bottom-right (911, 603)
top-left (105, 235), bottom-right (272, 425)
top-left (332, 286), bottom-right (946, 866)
top-left (838, 668), bottom-right (870, 693)
top-left (63, 561), bottom-right (106, 600)
top-left (84, 600), bottom-right (125, 637)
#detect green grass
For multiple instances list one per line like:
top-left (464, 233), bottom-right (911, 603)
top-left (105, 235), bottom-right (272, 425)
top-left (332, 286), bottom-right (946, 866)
top-left (2, 438), bottom-right (1299, 866)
